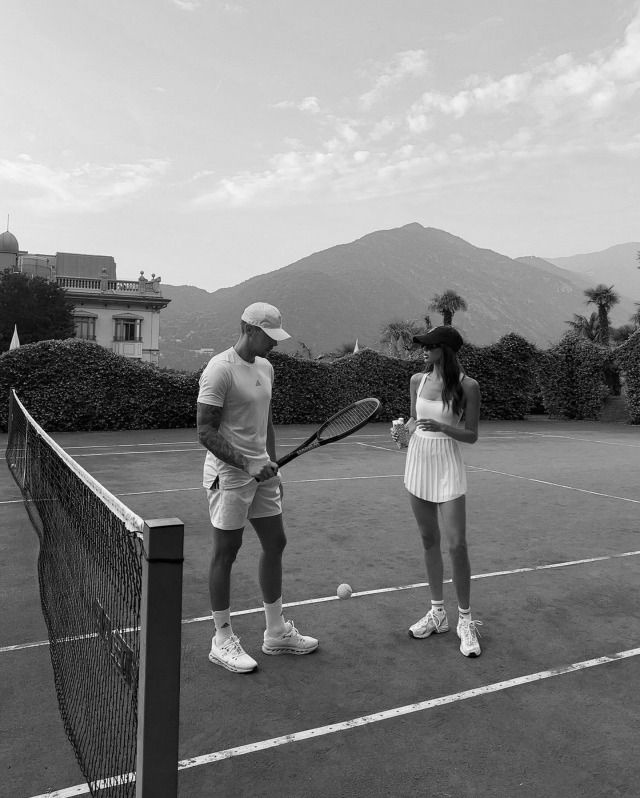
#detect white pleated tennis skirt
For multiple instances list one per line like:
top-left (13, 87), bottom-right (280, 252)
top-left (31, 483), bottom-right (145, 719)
top-left (403, 432), bottom-right (467, 502)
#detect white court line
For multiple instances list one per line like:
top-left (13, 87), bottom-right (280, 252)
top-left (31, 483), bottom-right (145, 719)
top-left (5, 550), bottom-right (639, 654)
top-left (522, 432), bottom-right (640, 448)
top-left (469, 466), bottom-right (640, 504)
top-left (66, 438), bottom-right (383, 458)
top-left (27, 646), bottom-right (640, 798)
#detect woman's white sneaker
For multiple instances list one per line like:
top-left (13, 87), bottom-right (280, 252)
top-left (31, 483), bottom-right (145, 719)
top-left (208, 634), bottom-right (258, 673)
top-left (408, 608), bottom-right (449, 638)
top-left (457, 617), bottom-right (483, 657)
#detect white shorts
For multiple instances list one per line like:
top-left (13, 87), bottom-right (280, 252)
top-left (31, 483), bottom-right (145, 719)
top-left (207, 478), bottom-right (282, 530)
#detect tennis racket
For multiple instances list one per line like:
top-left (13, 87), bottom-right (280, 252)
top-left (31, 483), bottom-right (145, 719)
top-left (276, 397), bottom-right (381, 468)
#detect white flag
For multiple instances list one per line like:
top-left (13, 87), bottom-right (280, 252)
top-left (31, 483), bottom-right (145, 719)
top-left (353, 338), bottom-right (360, 353)
top-left (10, 324), bottom-right (20, 350)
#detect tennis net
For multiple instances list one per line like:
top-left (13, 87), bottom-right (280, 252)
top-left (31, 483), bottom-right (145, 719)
top-left (5, 390), bottom-right (183, 797)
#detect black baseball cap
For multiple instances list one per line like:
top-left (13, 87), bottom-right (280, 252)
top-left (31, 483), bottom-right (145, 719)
top-left (413, 326), bottom-right (464, 352)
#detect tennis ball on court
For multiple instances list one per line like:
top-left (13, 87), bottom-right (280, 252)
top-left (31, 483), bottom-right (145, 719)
top-left (337, 583), bottom-right (353, 600)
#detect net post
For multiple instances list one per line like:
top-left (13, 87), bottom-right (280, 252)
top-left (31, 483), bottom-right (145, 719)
top-left (136, 518), bottom-right (184, 798)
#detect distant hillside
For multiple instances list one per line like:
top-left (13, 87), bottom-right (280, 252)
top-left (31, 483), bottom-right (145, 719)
top-left (545, 243), bottom-right (640, 300)
top-left (158, 224), bottom-right (637, 371)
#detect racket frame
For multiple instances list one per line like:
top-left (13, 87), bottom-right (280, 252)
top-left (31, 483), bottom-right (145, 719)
top-left (276, 398), bottom-right (381, 468)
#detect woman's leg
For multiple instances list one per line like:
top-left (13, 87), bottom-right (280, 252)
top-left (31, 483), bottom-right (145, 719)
top-left (408, 493), bottom-right (443, 600)
top-left (439, 495), bottom-right (471, 610)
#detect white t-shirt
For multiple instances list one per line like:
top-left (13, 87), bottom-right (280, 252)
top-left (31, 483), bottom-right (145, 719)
top-left (198, 347), bottom-right (274, 488)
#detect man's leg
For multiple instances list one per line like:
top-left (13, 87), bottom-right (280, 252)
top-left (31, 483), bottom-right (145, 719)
top-left (252, 513), bottom-right (318, 655)
top-left (251, 513), bottom-right (286, 604)
top-left (209, 526), bottom-right (243, 619)
top-left (206, 485), bottom-right (258, 673)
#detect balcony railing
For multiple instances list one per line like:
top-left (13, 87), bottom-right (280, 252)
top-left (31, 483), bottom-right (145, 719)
top-left (56, 275), bottom-right (163, 295)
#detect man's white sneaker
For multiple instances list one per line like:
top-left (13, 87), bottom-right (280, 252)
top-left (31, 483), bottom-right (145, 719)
top-left (408, 608), bottom-right (450, 639)
top-left (208, 634), bottom-right (258, 673)
top-left (457, 617), bottom-right (483, 657)
top-left (262, 620), bottom-right (319, 655)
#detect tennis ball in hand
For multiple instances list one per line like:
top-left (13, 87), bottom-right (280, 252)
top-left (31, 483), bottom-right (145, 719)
top-left (337, 583), bottom-right (353, 599)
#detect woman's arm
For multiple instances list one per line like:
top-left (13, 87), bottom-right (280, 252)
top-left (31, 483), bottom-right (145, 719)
top-left (405, 373), bottom-right (422, 433)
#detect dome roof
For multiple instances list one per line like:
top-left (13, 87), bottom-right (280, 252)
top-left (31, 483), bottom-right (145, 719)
top-left (0, 230), bottom-right (19, 254)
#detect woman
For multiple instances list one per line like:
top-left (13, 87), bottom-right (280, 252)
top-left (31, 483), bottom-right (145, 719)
top-left (397, 325), bottom-right (482, 657)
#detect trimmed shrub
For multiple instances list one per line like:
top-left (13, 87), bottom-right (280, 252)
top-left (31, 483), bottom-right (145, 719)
top-left (615, 330), bottom-right (640, 424)
top-left (0, 339), bottom-right (198, 432)
top-left (536, 332), bottom-right (609, 420)
top-left (459, 333), bottom-right (541, 420)
top-left (0, 336), bottom-right (546, 432)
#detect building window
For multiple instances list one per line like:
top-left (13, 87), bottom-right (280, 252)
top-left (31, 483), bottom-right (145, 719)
top-left (114, 317), bottom-right (142, 342)
top-left (74, 316), bottom-right (96, 341)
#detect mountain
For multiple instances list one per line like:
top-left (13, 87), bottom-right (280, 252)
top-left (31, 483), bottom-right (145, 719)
top-left (544, 243), bottom-right (640, 299)
top-left (157, 224), bottom-right (638, 371)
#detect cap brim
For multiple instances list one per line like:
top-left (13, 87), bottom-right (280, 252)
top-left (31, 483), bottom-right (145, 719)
top-left (263, 327), bottom-right (291, 341)
top-left (413, 334), bottom-right (430, 345)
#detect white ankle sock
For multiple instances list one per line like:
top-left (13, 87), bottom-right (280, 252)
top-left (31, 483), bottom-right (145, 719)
top-left (213, 609), bottom-right (232, 644)
top-left (431, 600), bottom-right (445, 613)
top-left (264, 597), bottom-right (287, 636)
top-left (458, 607), bottom-right (471, 620)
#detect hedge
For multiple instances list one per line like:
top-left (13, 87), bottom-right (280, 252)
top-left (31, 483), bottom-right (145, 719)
top-left (536, 332), bottom-right (610, 420)
top-left (0, 339), bottom-right (198, 432)
top-left (1, 332), bottom-right (624, 433)
top-left (615, 330), bottom-right (640, 424)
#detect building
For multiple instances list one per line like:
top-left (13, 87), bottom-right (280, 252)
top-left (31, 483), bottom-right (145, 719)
top-left (0, 229), bottom-right (170, 365)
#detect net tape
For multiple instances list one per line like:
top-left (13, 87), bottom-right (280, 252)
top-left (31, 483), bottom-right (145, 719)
top-left (11, 391), bottom-right (144, 536)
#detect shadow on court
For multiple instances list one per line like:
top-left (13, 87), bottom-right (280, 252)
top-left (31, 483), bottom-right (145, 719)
top-left (1, 418), bottom-right (639, 798)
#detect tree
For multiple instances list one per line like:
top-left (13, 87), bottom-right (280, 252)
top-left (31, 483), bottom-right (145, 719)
top-left (630, 303), bottom-right (640, 328)
top-left (565, 312), bottom-right (600, 342)
top-left (380, 320), bottom-right (422, 359)
top-left (0, 270), bottom-right (76, 351)
top-left (428, 289), bottom-right (468, 326)
top-left (583, 284), bottom-right (619, 346)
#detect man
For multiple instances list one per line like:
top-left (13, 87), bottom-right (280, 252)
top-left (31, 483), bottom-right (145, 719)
top-left (197, 302), bottom-right (318, 673)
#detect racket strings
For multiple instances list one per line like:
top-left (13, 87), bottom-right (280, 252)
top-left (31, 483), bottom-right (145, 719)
top-left (318, 399), bottom-right (379, 441)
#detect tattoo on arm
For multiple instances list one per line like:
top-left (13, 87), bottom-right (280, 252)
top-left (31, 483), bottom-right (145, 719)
top-left (197, 403), bottom-right (247, 471)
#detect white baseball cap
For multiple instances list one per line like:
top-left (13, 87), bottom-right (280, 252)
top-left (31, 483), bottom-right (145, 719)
top-left (241, 302), bottom-right (291, 341)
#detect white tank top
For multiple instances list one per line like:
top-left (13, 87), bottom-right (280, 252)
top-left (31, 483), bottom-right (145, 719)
top-left (415, 372), bottom-right (463, 438)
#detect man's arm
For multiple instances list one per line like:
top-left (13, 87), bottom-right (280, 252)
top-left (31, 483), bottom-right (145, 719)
top-left (197, 402), bottom-right (249, 470)
top-left (266, 401), bottom-right (277, 462)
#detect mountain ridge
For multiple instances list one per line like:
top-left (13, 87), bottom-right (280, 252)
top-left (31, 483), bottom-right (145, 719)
top-left (158, 224), bottom-right (638, 371)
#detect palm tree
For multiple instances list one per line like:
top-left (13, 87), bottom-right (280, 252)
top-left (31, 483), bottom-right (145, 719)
top-left (583, 284), bottom-right (619, 346)
top-left (565, 312), bottom-right (600, 342)
top-left (380, 319), bottom-right (421, 358)
top-left (428, 289), bottom-right (468, 326)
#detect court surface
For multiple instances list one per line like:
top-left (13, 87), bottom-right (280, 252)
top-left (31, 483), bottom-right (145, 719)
top-left (1, 418), bottom-right (639, 798)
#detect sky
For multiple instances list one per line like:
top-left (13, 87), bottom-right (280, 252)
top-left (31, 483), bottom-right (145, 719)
top-left (2, 0), bottom-right (639, 292)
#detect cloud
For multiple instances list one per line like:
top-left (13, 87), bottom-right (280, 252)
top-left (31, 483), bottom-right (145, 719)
top-left (190, 8), bottom-right (640, 211)
top-left (273, 96), bottom-right (321, 114)
top-left (359, 49), bottom-right (429, 110)
top-left (0, 156), bottom-right (170, 212)
top-left (171, 0), bottom-right (202, 10)
top-left (171, 0), bottom-right (245, 12)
